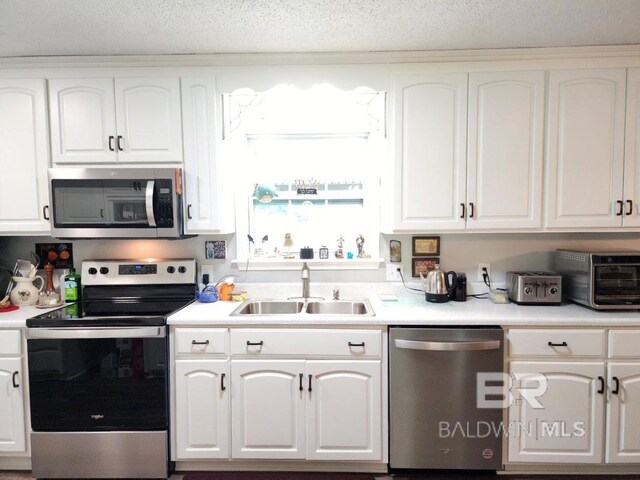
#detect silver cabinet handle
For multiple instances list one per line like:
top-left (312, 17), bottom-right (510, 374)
top-left (27, 327), bottom-right (164, 339)
top-left (394, 339), bottom-right (500, 351)
top-left (145, 180), bottom-right (157, 227)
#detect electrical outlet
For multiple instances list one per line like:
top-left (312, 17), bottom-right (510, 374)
top-left (201, 264), bottom-right (214, 282)
top-left (386, 263), bottom-right (404, 282)
top-left (478, 263), bottom-right (491, 282)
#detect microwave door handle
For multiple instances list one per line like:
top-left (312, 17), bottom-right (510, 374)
top-left (145, 180), bottom-right (157, 227)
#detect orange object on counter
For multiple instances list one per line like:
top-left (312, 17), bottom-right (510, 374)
top-left (218, 283), bottom-right (234, 301)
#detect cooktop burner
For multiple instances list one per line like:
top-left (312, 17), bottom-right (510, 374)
top-left (27, 258), bottom-right (197, 328)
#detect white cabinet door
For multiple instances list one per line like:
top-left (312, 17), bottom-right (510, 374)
top-left (467, 71), bottom-right (545, 229)
top-left (545, 69), bottom-right (627, 228)
top-left (392, 73), bottom-right (468, 230)
top-left (306, 361), bottom-right (381, 461)
top-left (181, 77), bottom-right (227, 233)
top-left (0, 358), bottom-right (26, 453)
top-left (48, 78), bottom-right (117, 164)
top-left (0, 79), bottom-right (50, 234)
top-left (508, 361), bottom-right (605, 463)
top-left (606, 363), bottom-right (640, 463)
top-left (174, 360), bottom-right (229, 459)
top-left (623, 69), bottom-right (640, 227)
top-left (114, 78), bottom-right (182, 164)
top-left (231, 360), bottom-right (306, 459)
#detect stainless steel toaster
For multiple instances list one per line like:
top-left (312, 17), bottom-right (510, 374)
top-left (506, 271), bottom-right (562, 305)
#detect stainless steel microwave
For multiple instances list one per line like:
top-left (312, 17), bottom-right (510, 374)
top-left (555, 250), bottom-right (640, 310)
top-left (48, 168), bottom-right (185, 239)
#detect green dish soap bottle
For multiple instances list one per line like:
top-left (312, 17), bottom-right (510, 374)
top-left (64, 269), bottom-right (82, 303)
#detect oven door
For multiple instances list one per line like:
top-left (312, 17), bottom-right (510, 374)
top-left (27, 326), bottom-right (168, 432)
top-left (594, 264), bottom-right (640, 307)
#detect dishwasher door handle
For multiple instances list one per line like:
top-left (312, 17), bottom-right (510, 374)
top-left (394, 339), bottom-right (501, 351)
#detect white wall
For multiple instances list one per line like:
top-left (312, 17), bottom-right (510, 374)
top-left (2, 232), bottom-right (640, 292)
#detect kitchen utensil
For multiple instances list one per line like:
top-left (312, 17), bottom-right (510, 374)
top-left (9, 275), bottom-right (45, 306)
top-left (16, 258), bottom-right (33, 278)
top-left (421, 265), bottom-right (457, 303)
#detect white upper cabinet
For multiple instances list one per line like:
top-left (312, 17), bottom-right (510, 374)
top-left (623, 69), bottom-right (640, 227)
top-left (49, 77), bottom-right (182, 164)
top-left (391, 72), bottom-right (468, 231)
top-left (545, 69), bottom-right (627, 228)
top-left (181, 77), bottom-right (232, 233)
top-left (49, 78), bottom-right (117, 164)
top-left (114, 78), bottom-right (182, 163)
top-left (0, 79), bottom-right (51, 234)
top-left (467, 71), bottom-right (545, 229)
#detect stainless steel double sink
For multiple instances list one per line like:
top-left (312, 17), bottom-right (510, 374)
top-left (230, 298), bottom-right (375, 316)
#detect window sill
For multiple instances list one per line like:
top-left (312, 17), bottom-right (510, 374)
top-left (231, 257), bottom-right (383, 271)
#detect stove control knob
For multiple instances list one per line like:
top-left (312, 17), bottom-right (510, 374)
top-left (88, 267), bottom-right (98, 275)
top-left (167, 266), bottom-right (175, 274)
top-left (178, 266), bottom-right (187, 274)
top-left (523, 286), bottom-right (533, 295)
top-left (549, 287), bottom-right (558, 295)
top-left (99, 267), bottom-right (109, 275)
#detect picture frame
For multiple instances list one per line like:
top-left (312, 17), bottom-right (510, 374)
top-left (389, 239), bottom-right (401, 263)
top-left (412, 236), bottom-right (440, 256)
top-left (205, 240), bottom-right (227, 260)
top-left (412, 257), bottom-right (440, 278)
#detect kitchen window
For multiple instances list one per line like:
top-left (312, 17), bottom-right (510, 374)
top-left (226, 84), bottom-right (384, 269)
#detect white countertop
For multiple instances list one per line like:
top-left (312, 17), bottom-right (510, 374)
top-left (168, 283), bottom-right (640, 327)
top-left (3, 283), bottom-right (640, 328)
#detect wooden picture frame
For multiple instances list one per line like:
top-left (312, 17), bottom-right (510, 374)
top-left (412, 236), bottom-right (440, 256)
top-left (412, 257), bottom-right (440, 278)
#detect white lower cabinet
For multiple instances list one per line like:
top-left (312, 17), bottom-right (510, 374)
top-left (507, 328), bottom-right (640, 467)
top-left (172, 327), bottom-right (384, 464)
top-left (508, 361), bottom-right (605, 463)
top-left (231, 360), bottom-right (306, 459)
top-left (606, 362), bottom-right (640, 463)
top-left (0, 331), bottom-right (26, 453)
top-left (306, 361), bottom-right (381, 461)
top-left (174, 359), bottom-right (230, 459)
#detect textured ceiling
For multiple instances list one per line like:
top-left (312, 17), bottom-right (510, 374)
top-left (1, 0), bottom-right (640, 58)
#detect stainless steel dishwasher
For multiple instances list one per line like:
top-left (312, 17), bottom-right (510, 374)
top-left (389, 327), bottom-right (504, 470)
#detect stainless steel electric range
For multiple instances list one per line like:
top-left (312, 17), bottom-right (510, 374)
top-left (26, 259), bottom-right (197, 479)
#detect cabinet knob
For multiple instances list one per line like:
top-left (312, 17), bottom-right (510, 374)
top-left (221, 373), bottom-right (226, 391)
top-left (42, 205), bottom-right (50, 220)
top-left (626, 200), bottom-right (633, 216)
top-left (597, 376), bottom-right (605, 394)
top-left (460, 203), bottom-right (466, 219)
top-left (616, 200), bottom-right (624, 216)
top-left (187, 204), bottom-right (193, 220)
top-left (117, 135), bottom-right (124, 151)
top-left (12, 371), bottom-right (19, 388)
top-left (469, 202), bottom-right (475, 218)
top-left (108, 135), bottom-right (115, 152)
top-left (547, 341), bottom-right (568, 347)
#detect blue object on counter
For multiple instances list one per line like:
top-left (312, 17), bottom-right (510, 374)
top-left (198, 284), bottom-right (219, 303)
top-left (347, 252), bottom-right (354, 259)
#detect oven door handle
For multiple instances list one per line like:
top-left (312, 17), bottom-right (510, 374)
top-left (27, 326), bottom-right (165, 339)
top-left (394, 339), bottom-right (501, 351)
top-left (145, 180), bottom-right (157, 227)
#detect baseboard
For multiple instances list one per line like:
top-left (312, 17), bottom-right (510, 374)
top-left (0, 456), bottom-right (31, 470)
top-left (502, 463), bottom-right (640, 475)
top-left (175, 460), bottom-right (388, 474)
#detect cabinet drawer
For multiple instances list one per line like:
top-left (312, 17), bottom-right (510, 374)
top-left (609, 330), bottom-right (640, 358)
top-left (508, 329), bottom-right (605, 358)
top-left (0, 330), bottom-right (21, 355)
top-left (175, 328), bottom-right (228, 356)
top-left (230, 329), bottom-right (381, 358)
